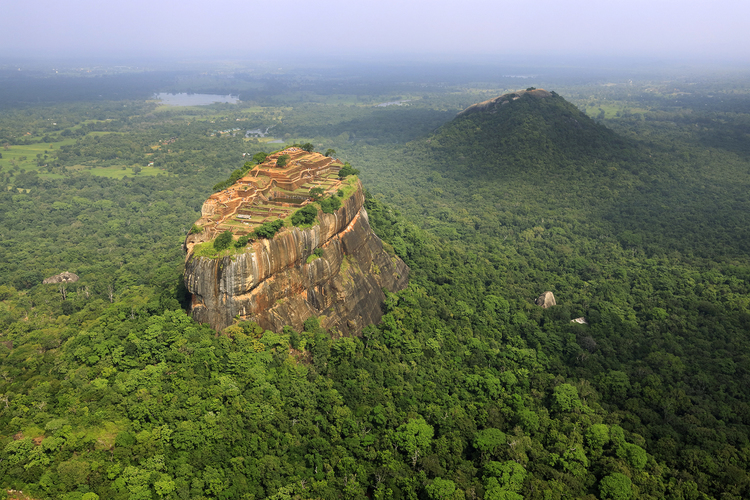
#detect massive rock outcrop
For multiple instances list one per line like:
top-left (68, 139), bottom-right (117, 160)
top-left (184, 183), bottom-right (409, 334)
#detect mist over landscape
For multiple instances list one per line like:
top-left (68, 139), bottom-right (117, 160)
top-left (1, 1), bottom-right (750, 499)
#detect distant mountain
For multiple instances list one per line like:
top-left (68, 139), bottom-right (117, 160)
top-left (426, 88), bottom-right (630, 176)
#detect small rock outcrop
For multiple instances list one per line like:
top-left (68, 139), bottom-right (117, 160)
top-left (571, 317), bottom-right (588, 324)
top-left (184, 181), bottom-right (409, 334)
top-left (535, 291), bottom-right (556, 308)
top-left (457, 88), bottom-right (553, 117)
top-left (43, 272), bottom-right (79, 284)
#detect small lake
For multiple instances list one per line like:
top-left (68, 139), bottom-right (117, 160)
top-left (375, 99), bottom-right (411, 107)
top-left (154, 93), bottom-right (240, 106)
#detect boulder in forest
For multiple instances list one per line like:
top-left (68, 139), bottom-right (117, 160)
top-left (535, 291), bottom-right (556, 308)
top-left (42, 272), bottom-right (79, 284)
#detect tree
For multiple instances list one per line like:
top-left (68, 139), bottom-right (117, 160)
top-left (474, 428), bottom-right (507, 457)
top-left (394, 417), bottom-right (434, 466)
top-left (624, 443), bottom-right (647, 469)
top-left (425, 478), bottom-right (457, 500)
top-left (553, 383), bottom-right (582, 412)
top-left (586, 424), bottom-right (610, 450)
top-left (324, 149), bottom-right (336, 157)
top-left (309, 187), bottom-right (325, 201)
top-left (253, 219), bottom-right (284, 239)
top-left (600, 473), bottom-right (633, 500)
top-left (301, 143), bottom-right (314, 152)
top-left (276, 154), bottom-right (290, 167)
top-left (601, 371), bottom-right (630, 399)
top-left (291, 205), bottom-right (317, 226)
top-left (234, 235), bottom-right (250, 248)
top-left (252, 152), bottom-right (267, 164)
top-left (484, 461), bottom-right (527, 500)
top-left (338, 163), bottom-right (360, 179)
top-left (484, 461), bottom-right (526, 492)
top-left (214, 230), bottom-right (233, 251)
top-left (318, 195), bottom-right (341, 214)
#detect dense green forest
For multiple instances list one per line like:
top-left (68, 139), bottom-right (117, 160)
top-left (0, 65), bottom-right (749, 500)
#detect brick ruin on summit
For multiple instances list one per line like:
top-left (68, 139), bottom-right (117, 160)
top-left (197, 148), bottom-right (344, 238)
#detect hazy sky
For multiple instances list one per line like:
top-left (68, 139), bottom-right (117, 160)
top-left (3, 0), bottom-right (749, 62)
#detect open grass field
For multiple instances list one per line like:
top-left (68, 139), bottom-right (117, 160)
top-left (87, 131), bottom-right (120, 137)
top-left (152, 104), bottom-right (211, 114)
top-left (151, 104), bottom-right (272, 119)
top-left (68, 119), bottom-right (114, 131)
top-left (36, 164), bottom-right (166, 180)
top-left (0, 138), bottom-right (78, 171)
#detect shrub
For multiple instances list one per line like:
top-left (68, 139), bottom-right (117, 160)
top-left (213, 230), bottom-right (234, 251)
top-left (338, 163), bottom-right (360, 178)
top-left (253, 219), bottom-right (284, 239)
top-left (319, 195), bottom-right (341, 214)
top-left (276, 154), bottom-right (290, 167)
top-left (291, 205), bottom-right (318, 226)
top-left (307, 247), bottom-right (324, 264)
top-left (234, 235), bottom-right (250, 248)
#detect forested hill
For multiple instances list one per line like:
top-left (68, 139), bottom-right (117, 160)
top-left (428, 88), bottom-right (632, 177)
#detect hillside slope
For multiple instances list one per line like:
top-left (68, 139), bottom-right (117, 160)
top-left (428, 88), bottom-right (629, 176)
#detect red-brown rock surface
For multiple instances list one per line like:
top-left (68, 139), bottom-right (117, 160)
top-left (184, 183), bottom-right (409, 334)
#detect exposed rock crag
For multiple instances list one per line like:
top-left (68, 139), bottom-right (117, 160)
top-left (457, 88), bottom-right (553, 117)
top-left (184, 183), bottom-right (409, 334)
top-left (43, 272), bottom-right (79, 284)
top-left (535, 291), bottom-right (556, 308)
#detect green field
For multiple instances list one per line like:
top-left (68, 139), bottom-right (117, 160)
top-left (0, 138), bottom-right (78, 171)
top-left (35, 164), bottom-right (167, 180)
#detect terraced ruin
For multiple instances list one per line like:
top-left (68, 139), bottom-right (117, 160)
top-left (191, 147), bottom-right (344, 242)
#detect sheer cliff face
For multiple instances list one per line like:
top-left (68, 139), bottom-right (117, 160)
top-left (184, 184), bottom-right (409, 334)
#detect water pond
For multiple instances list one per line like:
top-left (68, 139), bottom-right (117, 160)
top-left (154, 93), bottom-right (240, 106)
top-left (375, 99), bottom-right (411, 107)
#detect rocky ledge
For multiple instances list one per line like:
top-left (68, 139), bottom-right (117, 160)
top-left (184, 182), bottom-right (409, 334)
